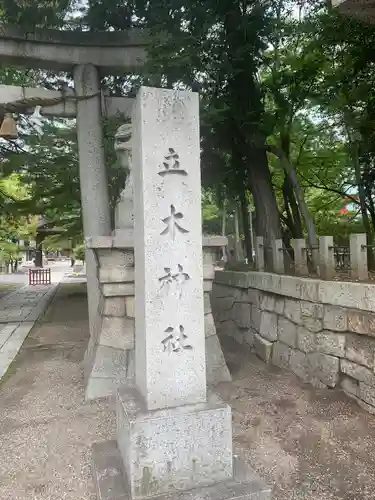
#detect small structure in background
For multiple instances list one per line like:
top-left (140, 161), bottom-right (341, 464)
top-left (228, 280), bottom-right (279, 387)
top-left (28, 267), bottom-right (51, 286)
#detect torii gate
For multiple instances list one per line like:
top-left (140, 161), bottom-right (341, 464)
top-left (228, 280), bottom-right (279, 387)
top-left (0, 23), bottom-right (146, 380)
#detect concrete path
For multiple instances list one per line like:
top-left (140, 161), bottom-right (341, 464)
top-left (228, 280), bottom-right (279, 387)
top-left (0, 285), bottom-right (58, 380)
top-left (0, 262), bottom-right (69, 381)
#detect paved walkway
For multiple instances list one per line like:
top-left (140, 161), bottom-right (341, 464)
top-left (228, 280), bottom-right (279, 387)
top-left (0, 285), bottom-right (58, 380)
top-left (0, 263), bottom-right (68, 381)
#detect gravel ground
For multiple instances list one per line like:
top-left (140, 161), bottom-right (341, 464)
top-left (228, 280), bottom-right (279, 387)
top-left (1, 284), bottom-right (375, 500)
top-left (0, 284), bottom-right (115, 500)
top-left (218, 336), bottom-right (375, 500)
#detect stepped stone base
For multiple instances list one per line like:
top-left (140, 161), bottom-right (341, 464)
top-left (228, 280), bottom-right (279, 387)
top-left (92, 440), bottom-right (272, 500)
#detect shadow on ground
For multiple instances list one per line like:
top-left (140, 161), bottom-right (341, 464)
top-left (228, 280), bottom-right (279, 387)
top-left (1, 284), bottom-right (375, 499)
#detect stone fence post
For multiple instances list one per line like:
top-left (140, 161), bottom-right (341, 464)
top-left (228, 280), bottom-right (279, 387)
top-left (272, 238), bottom-right (285, 274)
top-left (350, 233), bottom-right (368, 281)
top-left (255, 236), bottom-right (265, 271)
top-left (319, 236), bottom-right (335, 280)
top-left (292, 238), bottom-right (308, 276)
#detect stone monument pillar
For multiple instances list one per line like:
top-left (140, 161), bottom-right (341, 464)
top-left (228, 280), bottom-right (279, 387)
top-left (90, 87), bottom-right (271, 500)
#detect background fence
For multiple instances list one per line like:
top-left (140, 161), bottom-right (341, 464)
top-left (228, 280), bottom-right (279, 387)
top-left (28, 268), bottom-right (51, 286)
top-left (255, 233), bottom-right (371, 281)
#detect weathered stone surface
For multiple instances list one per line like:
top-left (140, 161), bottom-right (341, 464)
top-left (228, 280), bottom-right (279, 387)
top-left (250, 305), bottom-right (261, 331)
top-left (232, 302), bottom-right (251, 328)
top-left (289, 349), bottom-right (308, 382)
top-left (243, 288), bottom-right (261, 307)
top-left (132, 87), bottom-right (207, 411)
top-left (243, 327), bottom-right (256, 347)
top-left (259, 310), bottom-right (278, 342)
top-left (340, 376), bottom-right (359, 397)
top-left (278, 317), bottom-right (297, 348)
top-left (102, 283), bottom-right (135, 297)
top-left (359, 382), bottom-right (375, 407)
top-left (274, 297), bottom-right (285, 315)
top-left (307, 352), bottom-right (339, 387)
top-left (117, 391), bottom-right (233, 498)
top-left (284, 298), bottom-right (302, 325)
top-left (219, 306), bottom-right (236, 323)
top-left (211, 284), bottom-right (234, 299)
top-left (347, 309), bottom-right (375, 337)
top-left (323, 305), bottom-right (347, 332)
top-left (357, 398), bottom-right (375, 415)
top-left (214, 270), bottom-right (250, 289)
top-left (297, 326), bottom-right (316, 353)
top-left (98, 248), bottom-right (134, 267)
top-left (271, 341), bottom-right (291, 369)
top-left (217, 319), bottom-right (238, 340)
top-left (214, 297), bottom-right (234, 312)
top-left (93, 439), bottom-right (272, 500)
top-left (205, 335), bottom-right (231, 384)
top-left (205, 313), bottom-right (216, 338)
top-left (254, 334), bottom-right (273, 363)
top-left (315, 330), bottom-right (346, 357)
top-left (101, 316), bottom-right (134, 349)
top-left (125, 296), bottom-right (135, 318)
top-left (90, 345), bottom-right (133, 380)
top-left (204, 292), bottom-right (212, 314)
top-left (102, 297), bottom-right (126, 317)
top-left (340, 359), bottom-right (375, 387)
top-left (300, 301), bottom-right (323, 319)
top-left (318, 280), bottom-right (375, 313)
top-left (346, 334), bottom-right (375, 369)
top-left (99, 266), bottom-right (135, 283)
top-left (260, 294), bottom-right (275, 312)
top-left (303, 316), bottom-right (323, 333)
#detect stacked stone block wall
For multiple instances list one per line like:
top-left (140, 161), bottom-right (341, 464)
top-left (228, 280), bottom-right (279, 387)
top-left (84, 238), bottom-right (231, 400)
top-left (213, 270), bottom-right (375, 415)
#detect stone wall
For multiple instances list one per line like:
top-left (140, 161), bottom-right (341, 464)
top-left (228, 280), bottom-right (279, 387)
top-left (212, 270), bottom-right (375, 415)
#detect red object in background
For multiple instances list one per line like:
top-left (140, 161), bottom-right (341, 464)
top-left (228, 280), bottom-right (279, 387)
top-left (339, 206), bottom-right (348, 215)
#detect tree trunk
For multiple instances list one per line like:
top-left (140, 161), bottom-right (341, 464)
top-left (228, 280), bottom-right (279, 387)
top-left (233, 203), bottom-right (244, 261)
top-left (221, 204), bottom-right (227, 262)
top-left (350, 139), bottom-right (375, 269)
top-left (267, 144), bottom-right (319, 270)
top-left (248, 149), bottom-right (281, 269)
top-left (283, 175), bottom-right (303, 238)
top-left (239, 188), bottom-right (253, 263)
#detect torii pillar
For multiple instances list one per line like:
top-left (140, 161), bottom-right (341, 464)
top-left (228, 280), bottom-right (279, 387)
top-left (74, 64), bottom-right (111, 366)
top-left (0, 24), bottom-right (148, 384)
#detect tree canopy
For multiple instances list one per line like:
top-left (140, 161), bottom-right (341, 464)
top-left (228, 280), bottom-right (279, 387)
top-left (1, 0), bottom-right (374, 267)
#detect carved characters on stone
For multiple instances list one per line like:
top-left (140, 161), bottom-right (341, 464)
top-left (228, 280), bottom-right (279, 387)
top-left (158, 264), bottom-right (190, 298)
top-left (160, 204), bottom-right (189, 240)
top-left (161, 325), bottom-right (192, 354)
top-left (157, 143), bottom-right (193, 352)
top-left (158, 148), bottom-right (187, 177)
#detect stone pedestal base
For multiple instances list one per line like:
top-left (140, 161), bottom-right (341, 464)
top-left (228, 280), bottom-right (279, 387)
top-left (92, 440), bottom-right (272, 500)
top-left (117, 388), bottom-right (233, 498)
